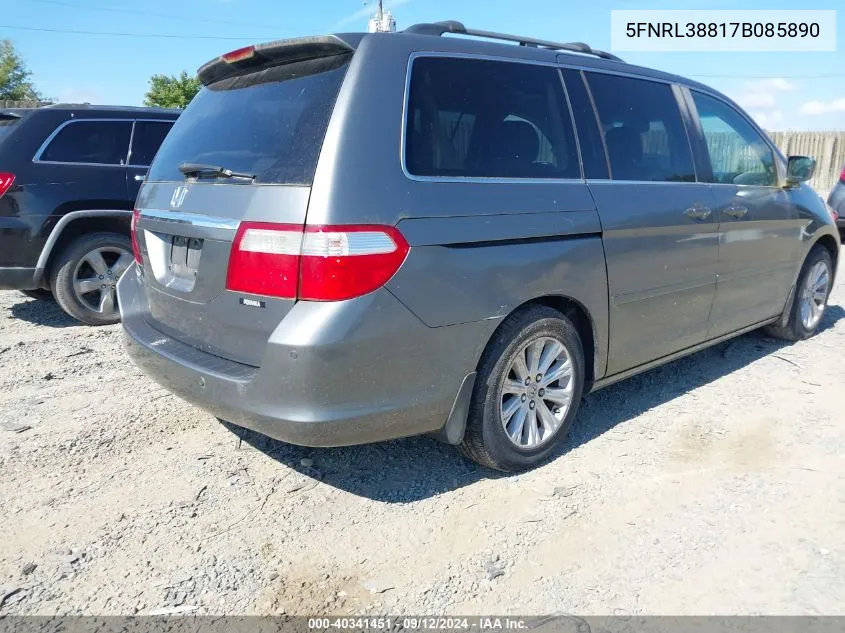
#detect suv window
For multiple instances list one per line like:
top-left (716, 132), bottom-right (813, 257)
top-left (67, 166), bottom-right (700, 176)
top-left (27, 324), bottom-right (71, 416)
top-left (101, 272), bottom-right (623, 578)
top-left (691, 91), bottom-right (778, 187)
top-left (0, 113), bottom-right (23, 143)
top-left (405, 57), bottom-right (580, 179)
top-left (129, 121), bottom-right (174, 167)
top-left (148, 54), bottom-right (350, 184)
top-left (586, 73), bottom-right (695, 183)
top-left (40, 120), bottom-right (132, 165)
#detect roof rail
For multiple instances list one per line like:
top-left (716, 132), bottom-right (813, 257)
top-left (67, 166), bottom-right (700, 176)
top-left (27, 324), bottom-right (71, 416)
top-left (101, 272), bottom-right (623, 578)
top-left (403, 21), bottom-right (624, 62)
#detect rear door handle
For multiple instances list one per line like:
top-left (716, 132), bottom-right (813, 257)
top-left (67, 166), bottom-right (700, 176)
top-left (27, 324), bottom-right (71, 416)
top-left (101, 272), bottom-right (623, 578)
top-left (134, 174), bottom-right (146, 182)
top-left (684, 206), bottom-right (712, 220)
top-left (723, 205), bottom-right (748, 218)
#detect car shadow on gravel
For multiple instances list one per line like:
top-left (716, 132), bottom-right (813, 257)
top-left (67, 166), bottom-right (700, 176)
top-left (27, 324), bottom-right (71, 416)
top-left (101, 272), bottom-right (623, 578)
top-left (224, 304), bottom-right (844, 503)
top-left (8, 296), bottom-right (78, 328)
top-left (221, 421), bottom-right (497, 503)
top-left (563, 303), bottom-right (845, 457)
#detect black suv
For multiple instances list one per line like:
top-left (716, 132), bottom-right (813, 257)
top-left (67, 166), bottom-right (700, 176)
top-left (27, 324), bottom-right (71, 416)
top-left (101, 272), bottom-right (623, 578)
top-left (0, 104), bottom-right (179, 324)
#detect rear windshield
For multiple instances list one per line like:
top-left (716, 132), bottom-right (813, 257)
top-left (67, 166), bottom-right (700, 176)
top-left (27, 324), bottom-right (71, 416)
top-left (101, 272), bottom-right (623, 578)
top-left (147, 54), bottom-right (351, 185)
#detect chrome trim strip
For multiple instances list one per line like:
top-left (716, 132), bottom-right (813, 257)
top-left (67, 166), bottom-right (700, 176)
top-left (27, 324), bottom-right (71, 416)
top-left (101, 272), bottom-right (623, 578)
top-left (585, 179), bottom-right (698, 186)
top-left (137, 209), bottom-right (240, 231)
top-left (127, 120), bottom-right (137, 166)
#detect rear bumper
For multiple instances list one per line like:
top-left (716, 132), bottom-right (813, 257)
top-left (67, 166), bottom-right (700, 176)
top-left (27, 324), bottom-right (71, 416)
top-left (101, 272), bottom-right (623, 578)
top-left (0, 267), bottom-right (37, 290)
top-left (118, 265), bottom-right (495, 447)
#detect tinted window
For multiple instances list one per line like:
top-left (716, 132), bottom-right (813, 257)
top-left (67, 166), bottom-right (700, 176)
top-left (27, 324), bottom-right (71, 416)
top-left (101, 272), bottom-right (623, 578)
top-left (586, 73), bottom-right (695, 182)
top-left (691, 92), bottom-right (777, 186)
top-left (560, 68), bottom-right (609, 179)
top-left (405, 57), bottom-right (580, 179)
top-left (130, 121), bottom-right (173, 166)
top-left (41, 120), bottom-right (132, 165)
top-left (0, 114), bottom-right (22, 143)
top-left (148, 55), bottom-right (350, 184)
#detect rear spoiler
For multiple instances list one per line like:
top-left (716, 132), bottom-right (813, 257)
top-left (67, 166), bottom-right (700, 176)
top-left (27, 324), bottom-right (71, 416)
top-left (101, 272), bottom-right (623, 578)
top-left (198, 35), bottom-right (356, 86)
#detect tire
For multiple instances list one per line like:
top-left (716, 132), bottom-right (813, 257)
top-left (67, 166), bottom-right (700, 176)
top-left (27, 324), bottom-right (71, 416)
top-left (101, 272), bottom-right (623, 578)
top-left (458, 305), bottom-right (585, 472)
top-left (19, 289), bottom-right (53, 301)
top-left (765, 245), bottom-right (834, 341)
top-left (49, 232), bottom-right (133, 326)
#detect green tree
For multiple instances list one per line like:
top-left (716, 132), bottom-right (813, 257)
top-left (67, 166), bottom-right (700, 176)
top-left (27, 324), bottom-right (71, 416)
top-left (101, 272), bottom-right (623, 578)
top-left (143, 71), bottom-right (201, 109)
top-left (0, 39), bottom-right (42, 102)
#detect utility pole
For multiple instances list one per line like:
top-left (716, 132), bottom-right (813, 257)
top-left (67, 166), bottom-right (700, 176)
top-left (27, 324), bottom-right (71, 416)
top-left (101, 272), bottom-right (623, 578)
top-left (367, 0), bottom-right (397, 32)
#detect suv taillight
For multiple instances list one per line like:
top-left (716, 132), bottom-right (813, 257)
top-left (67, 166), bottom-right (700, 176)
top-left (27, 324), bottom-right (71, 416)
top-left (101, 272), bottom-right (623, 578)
top-left (840, 165), bottom-right (845, 183)
top-left (0, 173), bottom-right (15, 199)
top-left (131, 208), bottom-right (142, 264)
top-left (225, 223), bottom-right (409, 301)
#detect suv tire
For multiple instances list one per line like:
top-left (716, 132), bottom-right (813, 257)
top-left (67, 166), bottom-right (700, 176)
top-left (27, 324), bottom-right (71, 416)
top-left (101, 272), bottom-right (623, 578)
top-left (459, 305), bottom-right (585, 472)
top-left (49, 232), bottom-right (133, 326)
top-left (765, 245), bottom-right (834, 341)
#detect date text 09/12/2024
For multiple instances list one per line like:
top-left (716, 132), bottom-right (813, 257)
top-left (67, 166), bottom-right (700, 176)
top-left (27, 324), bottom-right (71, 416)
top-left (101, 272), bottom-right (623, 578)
top-left (307, 617), bottom-right (529, 631)
top-left (625, 22), bottom-right (821, 39)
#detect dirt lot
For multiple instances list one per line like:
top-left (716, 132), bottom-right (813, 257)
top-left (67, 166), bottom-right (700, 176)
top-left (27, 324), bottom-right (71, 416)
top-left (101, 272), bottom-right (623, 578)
top-left (1, 254), bottom-right (844, 616)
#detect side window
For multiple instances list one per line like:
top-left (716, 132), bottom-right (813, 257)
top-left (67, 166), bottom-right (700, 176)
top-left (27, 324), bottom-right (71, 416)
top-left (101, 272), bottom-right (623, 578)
top-left (129, 121), bottom-right (174, 166)
top-left (405, 57), bottom-right (580, 179)
top-left (691, 92), bottom-right (777, 187)
top-left (560, 68), bottom-right (609, 179)
top-left (585, 73), bottom-right (695, 183)
top-left (40, 120), bottom-right (132, 165)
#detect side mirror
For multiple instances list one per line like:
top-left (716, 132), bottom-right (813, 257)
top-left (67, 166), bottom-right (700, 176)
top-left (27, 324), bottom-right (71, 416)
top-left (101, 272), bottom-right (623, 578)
top-left (785, 155), bottom-right (816, 186)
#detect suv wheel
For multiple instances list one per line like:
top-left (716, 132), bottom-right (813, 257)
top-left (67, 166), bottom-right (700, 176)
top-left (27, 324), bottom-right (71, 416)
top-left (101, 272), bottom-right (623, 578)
top-left (459, 305), bottom-right (585, 472)
top-left (765, 245), bottom-right (833, 341)
top-left (49, 232), bottom-right (133, 326)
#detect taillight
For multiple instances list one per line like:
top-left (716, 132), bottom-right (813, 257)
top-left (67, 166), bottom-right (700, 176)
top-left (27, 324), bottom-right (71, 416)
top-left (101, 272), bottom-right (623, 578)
top-left (840, 165), bottom-right (845, 183)
top-left (226, 223), bottom-right (302, 298)
top-left (225, 223), bottom-right (409, 301)
top-left (130, 208), bottom-right (142, 264)
top-left (299, 225), bottom-right (410, 301)
top-left (0, 173), bottom-right (15, 199)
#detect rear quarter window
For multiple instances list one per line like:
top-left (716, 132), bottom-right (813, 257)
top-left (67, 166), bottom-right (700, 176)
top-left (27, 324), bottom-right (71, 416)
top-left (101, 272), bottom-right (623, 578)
top-left (39, 120), bottom-right (132, 165)
top-left (405, 56), bottom-right (580, 180)
top-left (147, 54), bottom-right (351, 185)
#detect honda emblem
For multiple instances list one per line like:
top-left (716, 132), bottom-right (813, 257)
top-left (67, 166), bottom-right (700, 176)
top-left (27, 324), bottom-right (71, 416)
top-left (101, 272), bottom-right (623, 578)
top-left (170, 186), bottom-right (189, 209)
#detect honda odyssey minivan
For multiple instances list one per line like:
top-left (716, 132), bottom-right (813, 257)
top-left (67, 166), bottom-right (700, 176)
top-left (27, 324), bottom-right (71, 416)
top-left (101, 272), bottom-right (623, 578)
top-left (118, 22), bottom-right (840, 471)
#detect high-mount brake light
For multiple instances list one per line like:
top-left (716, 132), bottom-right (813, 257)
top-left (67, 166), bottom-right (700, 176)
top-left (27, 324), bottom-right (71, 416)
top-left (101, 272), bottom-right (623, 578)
top-left (222, 46), bottom-right (256, 63)
top-left (225, 223), bottom-right (409, 301)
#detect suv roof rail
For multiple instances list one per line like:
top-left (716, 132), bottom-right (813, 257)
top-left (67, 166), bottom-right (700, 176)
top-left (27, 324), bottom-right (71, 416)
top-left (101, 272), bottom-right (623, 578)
top-left (403, 21), bottom-right (624, 62)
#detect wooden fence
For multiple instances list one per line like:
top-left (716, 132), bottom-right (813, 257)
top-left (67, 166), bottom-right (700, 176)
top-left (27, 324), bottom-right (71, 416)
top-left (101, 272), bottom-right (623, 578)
top-left (0, 100), bottom-right (44, 109)
top-left (768, 131), bottom-right (845, 195)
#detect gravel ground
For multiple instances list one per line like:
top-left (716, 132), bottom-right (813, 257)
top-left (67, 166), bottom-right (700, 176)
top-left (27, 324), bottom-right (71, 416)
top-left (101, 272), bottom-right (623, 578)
top-left (1, 252), bottom-right (844, 616)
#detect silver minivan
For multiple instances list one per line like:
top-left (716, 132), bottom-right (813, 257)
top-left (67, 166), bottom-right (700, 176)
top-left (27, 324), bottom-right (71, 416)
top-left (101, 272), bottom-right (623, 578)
top-left (119, 22), bottom-right (840, 471)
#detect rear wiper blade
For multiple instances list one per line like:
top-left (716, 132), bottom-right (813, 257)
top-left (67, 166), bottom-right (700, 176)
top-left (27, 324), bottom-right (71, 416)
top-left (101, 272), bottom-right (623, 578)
top-left (178, 162), bottom-right (255, 180)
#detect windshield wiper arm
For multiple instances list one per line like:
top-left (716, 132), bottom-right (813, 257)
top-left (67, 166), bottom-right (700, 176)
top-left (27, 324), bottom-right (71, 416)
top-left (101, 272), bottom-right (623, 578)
top-left (178, 162), bottom-right (255, 180)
